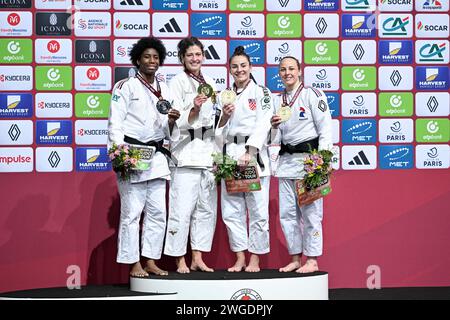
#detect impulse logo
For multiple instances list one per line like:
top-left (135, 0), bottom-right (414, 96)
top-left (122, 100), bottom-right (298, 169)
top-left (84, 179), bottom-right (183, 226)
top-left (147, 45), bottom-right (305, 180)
top-left (191, 13), bottom-right (226, 38)
top-left (0, 93), bottom-right (32, 118)
top-left (305, 0), bottom-right (338, 11)
top-left (76, 147), bottom-right (111, 172)
top-left (379, 40), bottom-right (412, 64)
top-left (380, 145), bottom-right (413, 169)
top-left (36, 120), bottom-right (72, 145)
top-left (229, 40), bottom-right (264, 64)
top-left (416, 67), bottom-right (449, 90)
top-left (342, 119), bottom-right (376, 143)
top-left (342, 15), bottom-right (375, 38)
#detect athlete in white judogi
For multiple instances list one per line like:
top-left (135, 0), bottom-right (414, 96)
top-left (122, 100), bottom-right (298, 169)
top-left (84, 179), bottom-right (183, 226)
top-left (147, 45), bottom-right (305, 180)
top-left (108, 37), bottom-right (180, 277)
top-left (216, 46), bottom-right (273, 272)
top-left (164, 37), bottom-right (218, 273)
top-left (271, 56), bottom-right (333, 273)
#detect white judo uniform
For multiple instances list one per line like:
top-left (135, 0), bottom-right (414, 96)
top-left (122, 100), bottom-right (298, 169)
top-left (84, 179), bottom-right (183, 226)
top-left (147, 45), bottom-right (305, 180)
top-left (108, 75), bottom-right (180, 264)
top-left (272, 84), bottom-right (333, 257)
top-left (164, 72), bottom-right (218, 257)
top-left (215, 80), bottom-right (273, 254)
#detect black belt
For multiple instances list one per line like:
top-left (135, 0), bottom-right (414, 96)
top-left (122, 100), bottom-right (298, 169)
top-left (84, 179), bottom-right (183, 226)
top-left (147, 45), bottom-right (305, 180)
top-left (279, 137), bottom-right (319, 155)
top-left (187, 126), bottom-right (214, 141)
top-left (124, 135), bottom-right (177, 166)
top-left (224, 135), bottom-right (265, 171)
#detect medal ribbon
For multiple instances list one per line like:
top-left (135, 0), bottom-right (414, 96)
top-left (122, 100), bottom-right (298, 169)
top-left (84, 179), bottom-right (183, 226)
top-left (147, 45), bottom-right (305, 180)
top-left (186, 71), bottom-right (206, 84)
top-left (136, 72), bottom-right (163, 101)
top-left (233, 79), bottom-right (252, 96)
top-left (282, 82), bottom-right (304, 108)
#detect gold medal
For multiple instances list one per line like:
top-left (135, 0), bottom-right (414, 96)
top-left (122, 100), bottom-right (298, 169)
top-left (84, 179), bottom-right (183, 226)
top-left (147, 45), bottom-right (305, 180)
top-left (277, 105), bottom-right (292, 122)
top-left (197, 83), bottom-right (214, 97)
top-left (220, 89), bottom-right (236, 105)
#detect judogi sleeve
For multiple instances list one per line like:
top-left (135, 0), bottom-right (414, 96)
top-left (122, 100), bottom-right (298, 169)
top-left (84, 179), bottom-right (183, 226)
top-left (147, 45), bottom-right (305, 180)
top-left (308, 88), bottom-right (333, 151)
top-left (161, 83), bottom-right (180, 142)
top-left (246, 86), bottom-right (274, 151)
top-left (269, 93), bottom-right (282, 145)
top-left (107, 80), bottom-right (130, 149)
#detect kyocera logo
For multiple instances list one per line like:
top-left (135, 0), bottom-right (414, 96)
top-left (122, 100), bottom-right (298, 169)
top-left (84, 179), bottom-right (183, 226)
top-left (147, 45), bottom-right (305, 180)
top-left (7, 13), bottom-right (20, 26)
top-left (77, 129), bottom-right (108, 136)
top-left (47, 40), bottom-right (60, 53)
top-left (87, 67), bottom-right (100, 80)
top-left (383, 147), bottom-right (409, 161)
top-left (196, 16), bottom-right (223, 29)
top-left (347, 121), bottom-right (372, 134)
top-left (0, 155), bottom-right (31, 164)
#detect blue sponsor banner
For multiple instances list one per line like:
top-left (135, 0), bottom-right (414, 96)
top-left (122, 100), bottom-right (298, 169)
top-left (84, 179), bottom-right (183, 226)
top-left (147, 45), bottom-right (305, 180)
top-left (304, 0), bottom-right (339, 11)
top-left (0, 93), bottom-right (33, 118)
top-left (379, 145), bottom-right (413, 169)
top-left (416, 66), bottom-right (449, 90)
top-left (266, 66), bottom-right (285, 92)
top-left (151, 0), bottom-right (188, 10)
top-left (36, 120), bottom-right (72, 145)
top-left (229, 40), bottom-right (265, 65)
top-left (341, 14), bottom-right (376, 38)
top-left (76, 147), bottom-right (111, 172)
top-left (191, 13), bottom-right (227, 38)
top-left (378, 40), bottom-right (413, 64)
top-left (342, 119), bottom-right (377, 143)
top-left (326, 93), bottom-right (340, 118)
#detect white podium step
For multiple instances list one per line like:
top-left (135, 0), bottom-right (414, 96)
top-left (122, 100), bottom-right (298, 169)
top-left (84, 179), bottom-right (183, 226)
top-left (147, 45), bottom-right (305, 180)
top-left (130, 270), bottom-right (328, 300)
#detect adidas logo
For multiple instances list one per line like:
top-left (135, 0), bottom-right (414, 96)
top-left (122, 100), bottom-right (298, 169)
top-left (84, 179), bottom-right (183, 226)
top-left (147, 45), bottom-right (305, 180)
top-left (159, 18), bottom-right (181, 33)
top-left (348, 150), bottom-right (370, 166)
top-left (120, 0), bottom-right (143, 5)
top-left (205, 45), bottom-right (220, 60)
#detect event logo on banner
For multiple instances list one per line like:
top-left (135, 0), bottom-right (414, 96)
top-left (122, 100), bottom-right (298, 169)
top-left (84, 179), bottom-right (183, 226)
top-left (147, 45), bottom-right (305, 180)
top-left (341, 0), bottom-right (376, 11)
top-left (378, 0), bottom-right (413, 12)
top-left (341, 14), bottom-right (375, 38)
top-left (267, 0), bottom-right (301, 11)
top-left (304, 14), bottom-right (340, 38)
top-left (0, 120), bottom-right (33, 145)
top-left (378, 92), bottom-right (414, 117)
top-left (190, 0), bottom-right (226, 11)
top-left (342, 92), bottom-right (376, 117)
top-left (379, 145), bottom-right (414, 169)
top-left (0, 0), bottom-right (32, 8)
top-left (160, 39), bottom-right (180, 65)
top-left (73, 0), bottom-right (112, 10)
top-left (304, 0), bottom-right (338, 11)
top-left (341, 40), bottom-right (376, 65)
top-left (416, 67), bottom-right (449, 90)
top-left (35, 66), bottom-right (72, 91)
top-left (0, 66), bottom-right (33, 91)
top-left (304, 66), bottom-right (340, 91)
top-left (341, 66), bottom-right (376, 91)
top-left (229, 13), bottom-right (265, 38)
top-left (0, 39), bottom-right (32, 64)
top-left (0, 147), bottom-right (33, 172)
top-left (266, 40), bottom-right (302, 64)
top-left (378, 66), bottom-right (414, 91)
top-left (152, 12), bottom-right (188, 38)
top-left (304, 40), bottom-right (339, 64)
top-left (35, 0), bottom-right (71, 10)
top-left (75, 120), bottom-right (109, 145)
top-left (75, 93), bottom-right (111, 118)
top-left (76, 147), bottom-right (111, 172)
top-left (229, 40), bottom-right (265, 65)
top-left (35, 147), bottom-right (73, 172)
top-left (416, 40), bottom-right (449, 65)
top-left (415, 0), bottom-right (449, 12)
top-left (35, 39), bottom-right (72, 64)
top-left (113, 12), bottom-right (150, 37)
top-left (266, 66), bottom-right (284, 92)
top-left (229, 0), bottom-right (264, 11)
top-left (36, 120), bottom-right (72, 145)
top-left (415, 145), bottom-right (449, 169)
top-left (35, 93), bottom-right (72, 118)
top-left (113, 39), bottom-right (137, 65)
top-left (191, 13), bottom-right (227, 38)
top-left (415, 92), bottom-right (449, 117)
top-left (113, 0), bottom-right (150, 10)
top-left (75, 11), bottom-right (111, 37)
top-left (75, 40), bottom-right (111, 64)
top-left (326, 93), bottom-right (340, 118)
top-left (378, 40), bottom-right (413, 64)
top-left (35, 12), bottom-right (72, 36)
top-left (74, 66), bottom-right (112, 91)
top-left (416, 119), bottom-right (449, 143)
top-left (379, 119), bottom-right (414, 143)
top-left (342, 119), bottom-right (377, 143)
top-left (0, 93), bottom-right (33, 118)
top-left (0, 11), bottom-right (32, 37)
top-left (266, 14), bottom-right (302, 38)
top-left (201, 39), bottom-right (227, 65)
top-left (415, 14), bottom-right (449, 38)
top-left (156, 66), bottom-right (184, 84)
top-left (342, 145), bottom-right (377, 170)
top-left (152, 0), bottom-right (188, 10)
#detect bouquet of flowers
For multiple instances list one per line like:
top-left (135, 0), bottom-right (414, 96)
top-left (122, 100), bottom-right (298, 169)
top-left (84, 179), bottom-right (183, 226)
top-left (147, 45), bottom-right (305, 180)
top-left (296, 149), bottom-right (333, 206)
top-left (108, 143), bottom-right (141, 180)
top-left (211, 152), bottom-right (237, 183)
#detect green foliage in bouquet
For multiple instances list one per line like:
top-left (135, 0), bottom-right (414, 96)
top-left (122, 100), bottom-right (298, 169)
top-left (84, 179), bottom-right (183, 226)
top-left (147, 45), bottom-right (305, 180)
top-left (108, 143), bottom-right (141, 180)
top-left (302, 149), bottom-right (333, 190)
top-left (211, 152), bottom-right (237, 183)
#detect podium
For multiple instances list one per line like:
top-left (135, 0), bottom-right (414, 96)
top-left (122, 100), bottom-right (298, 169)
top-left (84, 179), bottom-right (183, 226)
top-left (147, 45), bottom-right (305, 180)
top-left (130, 269), bottom-right (328, 300)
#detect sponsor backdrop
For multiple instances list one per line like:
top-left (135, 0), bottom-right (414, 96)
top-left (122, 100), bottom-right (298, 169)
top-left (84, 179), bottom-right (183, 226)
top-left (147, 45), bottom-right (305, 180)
top-left (0, 0), bottom-right (449, 293)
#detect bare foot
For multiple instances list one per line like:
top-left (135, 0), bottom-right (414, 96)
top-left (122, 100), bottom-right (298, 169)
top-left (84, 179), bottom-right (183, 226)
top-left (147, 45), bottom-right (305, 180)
top-left (130, 262), bottom-right (149, 278)
top-left (245, 254), bottom-right (260, 272)
top-left (176, 256), bottom-right (190, 274)
top-left (279, 261), bottom-right (301, 272)
top-left (191, 260), bottom-right (214, 272)
top-left (145, 260), bottom-right (168, 276)
top-left (296, 258), bottom-right (319, 274)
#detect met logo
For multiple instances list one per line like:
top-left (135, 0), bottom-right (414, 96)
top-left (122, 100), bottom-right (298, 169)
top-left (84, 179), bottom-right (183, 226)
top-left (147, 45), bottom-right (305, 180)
top-left (342, 119), bottom-right (377, 143)
top-left (191, 13), bottom-right (226, 38)
top-left (326, 93), bottom-right (340, 118)
top-left (379, 145), bottom-right (413, 169)
top-left (266, 67), bottom-right (284, 92)
top-left (229, 40), bottom-right (265, 65)
top-left (76, 147), bottom-right (111, 172)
